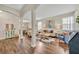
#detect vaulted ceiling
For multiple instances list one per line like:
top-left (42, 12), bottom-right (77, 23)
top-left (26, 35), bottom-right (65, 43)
top-left (23, 4), bottom-right (78, 20)
top-left (0, 4), bottom-right (39, 17)
top-left (4, 4), bottom-right (24, 11)
top-left (36, 4), bottom-right (77, 19)
top-left (0, 4), bottom-right (78, 21)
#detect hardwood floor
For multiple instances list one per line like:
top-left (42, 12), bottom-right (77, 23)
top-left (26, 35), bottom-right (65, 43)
top-left (34, 41), bottom-right (69, 54)
top-left (0, 37), bottom-right (69, 54)
top-left (0, 37), bottom-right (32, 54)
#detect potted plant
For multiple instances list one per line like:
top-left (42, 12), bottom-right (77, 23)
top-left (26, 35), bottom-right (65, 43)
top-left (76, 16), bottom-right (79, 24)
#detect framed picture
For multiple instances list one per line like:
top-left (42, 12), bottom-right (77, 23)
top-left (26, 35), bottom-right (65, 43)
top-left (47, 20), bottom-right (53, 29)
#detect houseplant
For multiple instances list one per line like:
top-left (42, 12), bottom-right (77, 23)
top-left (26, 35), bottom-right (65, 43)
top-left (76, 16), bottom-right (79, 23)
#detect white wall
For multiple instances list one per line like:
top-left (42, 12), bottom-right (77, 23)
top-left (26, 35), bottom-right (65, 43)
top-left (37, 11), bottom-right (75, 32)
top-left (0, 11), bottom-right (19, 39)
top-left (53, 12), bottom-right (75, 24)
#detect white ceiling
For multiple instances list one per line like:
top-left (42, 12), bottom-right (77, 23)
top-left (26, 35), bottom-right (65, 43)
top-left (0, 4), bottom-right (39, 22)
top-left (23, 11), bottom-right (31, 20)
top-left (0, 4), bottom-right (78, 21)
top-left (4, 4), bottom-right (24, 11)
top-left (36, 4), bottom-right (77, 19)
top-left (23, 4), bottom-right (78, 20)
top-left (0, 11), bottom-right (18, 24)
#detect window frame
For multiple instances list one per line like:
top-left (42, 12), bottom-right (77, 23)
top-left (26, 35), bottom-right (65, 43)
top-left (62, 15), bottom-right (75, 31)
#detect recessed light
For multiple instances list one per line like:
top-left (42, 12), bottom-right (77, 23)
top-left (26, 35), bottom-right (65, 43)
top-left (0, 10), bottom-right (3, 12)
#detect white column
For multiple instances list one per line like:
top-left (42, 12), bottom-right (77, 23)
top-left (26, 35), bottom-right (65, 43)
top-left (31, 9), bottom-right (37, 48)
top-left (19, 17), bottom-right (23, 39)
top-left (19, 17), bottom-right (24, 47)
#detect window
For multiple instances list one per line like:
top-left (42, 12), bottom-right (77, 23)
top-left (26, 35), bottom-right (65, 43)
top-left (38, 21), bottom-right (42, 30)
top-left (62, 16), bottom-right (74, 31)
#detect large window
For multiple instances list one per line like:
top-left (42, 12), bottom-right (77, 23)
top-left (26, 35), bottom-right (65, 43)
top-left (38, 21), bottom-right (42, 30)
top-left (62, 16), bottom-right (74, 31)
